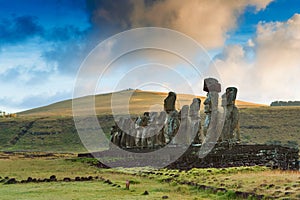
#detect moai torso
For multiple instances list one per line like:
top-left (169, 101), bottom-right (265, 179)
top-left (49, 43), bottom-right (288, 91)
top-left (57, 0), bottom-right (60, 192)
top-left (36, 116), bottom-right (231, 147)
top-left (189, 98), bottom-right (202, 144)
top-left (203, 78), bottom-right (221, 137)
top-left (156, 111), bottom-right (166, 145)
top-left (221, 87), bottom-right (240, 142)
top-left (190, 98), bottom-right (201, 119)
top-left (177, 105), bottom-right (190, 146)
top-left (163, 92), bottom-right (179, 144)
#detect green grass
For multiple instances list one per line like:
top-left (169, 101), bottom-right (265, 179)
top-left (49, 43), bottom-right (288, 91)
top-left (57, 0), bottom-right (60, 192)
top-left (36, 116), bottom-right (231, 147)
top-left (0, 157), bottom-right (222, 200)
top-left (239, 106), bottom-right (300, 146)
top-left (115, 166), bottom-right (300, 199)
top-left (1, 155), bottom-right (299, 199)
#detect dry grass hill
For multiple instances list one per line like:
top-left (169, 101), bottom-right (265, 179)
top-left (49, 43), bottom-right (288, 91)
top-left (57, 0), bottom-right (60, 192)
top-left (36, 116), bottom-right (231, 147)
top-left (18, 89), bottom-right (265, 117)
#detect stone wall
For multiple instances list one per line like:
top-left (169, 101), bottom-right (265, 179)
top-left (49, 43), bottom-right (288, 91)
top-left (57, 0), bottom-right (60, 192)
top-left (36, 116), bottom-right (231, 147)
top-left (78, 143), bottom-right (299, 170)
top-left (167, 144), bottom-right (299, 170)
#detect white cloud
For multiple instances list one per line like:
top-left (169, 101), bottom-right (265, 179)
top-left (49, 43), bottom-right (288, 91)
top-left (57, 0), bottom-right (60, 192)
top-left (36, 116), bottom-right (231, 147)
top-left (215, 13), bottom-right (300, 104)
top-left (129, 0), bottom-right (273, 49)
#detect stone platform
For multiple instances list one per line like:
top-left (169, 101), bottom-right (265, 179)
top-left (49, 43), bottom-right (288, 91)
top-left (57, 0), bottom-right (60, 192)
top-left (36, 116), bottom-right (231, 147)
top-left (78, 143), bottom-right (299, 170)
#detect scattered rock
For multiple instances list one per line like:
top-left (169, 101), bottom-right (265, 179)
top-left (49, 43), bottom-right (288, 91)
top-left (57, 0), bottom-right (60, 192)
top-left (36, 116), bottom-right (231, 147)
top-left (5, 178), bottom-right (17, 184)
top-left (49, 175), bottom-right (57, 181)
top-left (63, 177), bottom-right (71, 182)
top-left (260, 183), bottom-right (267, 187)
top-left (142, 190), bottom-right (149, 195)
top-left (104, 179), bottom-right (112, 184)
top-left (162, 195), bottom-right (168, 199)
top-left (284, 192), bottom-right (293, 196)
top-left (285, 186), bottom-right (291, 190)
top-left (216, 187), bottom-right (227, 193)
top-left (268, 184), bottom-right (275, 188)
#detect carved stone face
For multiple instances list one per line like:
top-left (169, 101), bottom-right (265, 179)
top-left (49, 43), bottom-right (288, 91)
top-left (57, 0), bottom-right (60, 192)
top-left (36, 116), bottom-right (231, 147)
top-left (225, 87), bottom-right (237, 105)
top-left (164, 91), bottom-right (177, 113)
top-left (203, 93), bottom-right (211, 113)
top-left (203, 78), bottom-right (221, 92)
top-left (180, 105), bottom-right (189, 118)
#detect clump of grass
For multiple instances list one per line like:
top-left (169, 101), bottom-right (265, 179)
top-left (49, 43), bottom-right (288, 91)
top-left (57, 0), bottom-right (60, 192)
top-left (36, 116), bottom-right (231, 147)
top-left (175, 185), bottom-right (190, 194)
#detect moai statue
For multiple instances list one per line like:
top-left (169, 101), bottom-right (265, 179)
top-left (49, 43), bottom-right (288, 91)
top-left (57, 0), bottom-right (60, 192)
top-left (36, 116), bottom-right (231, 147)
top-left (110, 124), bottom-right (118, 148)
top-left (202, 78), bottom-right (221, 138)
top-left (140, 112), bottom-right (150, 148)
top-left (148, 112), bottom-right (159, 148)
top-left (164, 92), bottom-right (177, 114)
top-left (116, 118), bottom-right (125, 147)
top-left (156, 111), bottom-right (167, 146)
top-left (127, 119), bottom-right (137, 148)
top-left (120, 118), bottom-right (130, 148)
top-left (221, 87), bottom-right (240, 142)
top-left (164, 110), bottom-right (180, 144)
top-left (189, 98), bottom-right (202, 144)
top-left (177, 105), bottom-right (190, 146)
top-left (163, 92), bottom-right (179, 144)
top-left (135, 116), bottom-right (143, 148)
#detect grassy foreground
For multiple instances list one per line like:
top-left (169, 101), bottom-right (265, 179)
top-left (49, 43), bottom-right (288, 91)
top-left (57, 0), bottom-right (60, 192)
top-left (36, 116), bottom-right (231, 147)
top-left (0, 154), bottom-right (299, 200)
top-left (0, 154), bottom-right (219, 200)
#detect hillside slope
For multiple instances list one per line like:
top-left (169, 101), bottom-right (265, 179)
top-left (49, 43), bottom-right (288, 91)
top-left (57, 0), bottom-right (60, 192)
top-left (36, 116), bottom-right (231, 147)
top-left (5, 90), bottom-right (295, 153)
top-left (19, 90), bottom-right (265, 117)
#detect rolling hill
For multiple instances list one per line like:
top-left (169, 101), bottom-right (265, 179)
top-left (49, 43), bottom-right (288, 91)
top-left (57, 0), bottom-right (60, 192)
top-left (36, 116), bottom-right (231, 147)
top-left (2, 89), bottom-right (299, 153)
top-left (18, 89), bottom-right (266, 117)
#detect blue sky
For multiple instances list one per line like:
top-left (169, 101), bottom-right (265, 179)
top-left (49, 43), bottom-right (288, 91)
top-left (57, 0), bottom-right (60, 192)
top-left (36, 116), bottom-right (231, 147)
top-left (1, 0), bottom-right (300, 112)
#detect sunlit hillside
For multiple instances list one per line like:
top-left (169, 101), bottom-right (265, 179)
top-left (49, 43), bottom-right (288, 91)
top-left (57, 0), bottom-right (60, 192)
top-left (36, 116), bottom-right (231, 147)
top-left (19, 89), bottom-right (266, 117)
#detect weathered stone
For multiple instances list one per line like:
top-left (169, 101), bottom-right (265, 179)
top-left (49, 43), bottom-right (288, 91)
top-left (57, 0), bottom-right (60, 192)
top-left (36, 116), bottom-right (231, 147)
top-left (203, 78), bottom-right (221, 92)
top-left (63, 177), bottom-right (71, 182)
top-left (5, 178), bottom-right (17, 184)
top-left (221, 87), bottom-right (240, 142)
top-left (164, 92), bottom-right (177, 113)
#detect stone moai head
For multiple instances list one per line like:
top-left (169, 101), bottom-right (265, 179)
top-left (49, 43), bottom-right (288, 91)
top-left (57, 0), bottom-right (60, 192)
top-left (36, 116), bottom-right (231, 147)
top-left (164, 91), bottom-right (177, 113)
top-left (144, 112), bottom-right (150, 117)
top-left (190, 98), bottom-right (201, 117)
top-left (192, 98), bottom-right (201, 108)
top-left (203, 78), bottom-right (221, 93)
top-left (180, 105), bottom-right (189, 119)
top-left (225, 87), bottom-right (238, 105)
top-left (157, 111), bottom-right (167, 124)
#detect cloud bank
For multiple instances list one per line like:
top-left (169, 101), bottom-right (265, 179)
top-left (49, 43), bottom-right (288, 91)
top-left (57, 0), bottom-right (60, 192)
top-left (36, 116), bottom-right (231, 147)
top-left (215, 13), bottom-right (300, 104)
top-left (88, 0), bottom-right (272, 48)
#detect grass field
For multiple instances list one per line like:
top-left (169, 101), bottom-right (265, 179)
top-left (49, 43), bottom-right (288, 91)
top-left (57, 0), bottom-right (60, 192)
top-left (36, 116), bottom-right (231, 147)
top-left (0, 154), bottom-right (299, 199)
top-left (0, 154), bottom-right (222, 200)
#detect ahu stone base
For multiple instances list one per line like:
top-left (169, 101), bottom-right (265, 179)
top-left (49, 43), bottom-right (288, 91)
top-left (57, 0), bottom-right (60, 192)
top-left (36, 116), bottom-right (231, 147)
top-left (78, 143), bottom-right (299, 170)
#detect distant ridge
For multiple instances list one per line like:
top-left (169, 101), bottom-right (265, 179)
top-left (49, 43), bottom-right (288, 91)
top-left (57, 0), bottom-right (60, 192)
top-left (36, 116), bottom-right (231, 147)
top-left (270, 101), bottom-right (300, 106)
top-left (19, 90), bottom-right (266, 117)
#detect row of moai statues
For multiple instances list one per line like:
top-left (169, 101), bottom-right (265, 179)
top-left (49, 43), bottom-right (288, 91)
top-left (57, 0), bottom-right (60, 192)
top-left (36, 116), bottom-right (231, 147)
top-left (203, 78), bottom-right (240, 143)
top-left (110, 93), bottom-right (201, 149)
top-left (110, 78), bottom-right (240, 149)
top-left (110, 112), bottom-right (166, 149)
